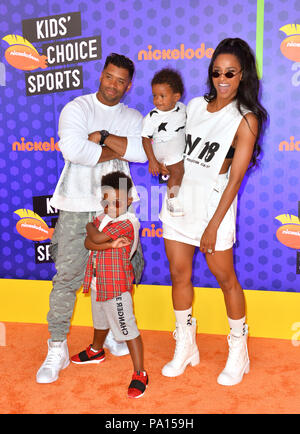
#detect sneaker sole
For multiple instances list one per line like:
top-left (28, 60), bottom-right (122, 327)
top-left (36, 376), bottom-right (59, 384)
top-left (36, 359), bottom-right (70, 384)
top-left (71, 357), bottom-right (105, 365)
top-left (128, 384), bottom-right (148, 399)
top-left (128, 391), bottom-right (145, 399)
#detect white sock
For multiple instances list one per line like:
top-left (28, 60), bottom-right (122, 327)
top-left (228, 316), bottom-right (246, 336)
top-left (174, 307), bottom-right (193, 327)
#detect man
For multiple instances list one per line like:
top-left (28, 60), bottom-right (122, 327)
top-left (36, 53), bottom-right (147, 384)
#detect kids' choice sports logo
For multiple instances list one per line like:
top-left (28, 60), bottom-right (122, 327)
top-left (275, 214), bottom-right (300, 250)
top-left (280, 24), bottom-right (300, 62)
top-left (2, 34), bottom-right (48, 71)
top-left (14, 209), bottom-right (54, 241)
top-left (14, 197), bottom-right (58, 264)
top-left (1, 12), bottom-right (101, 95)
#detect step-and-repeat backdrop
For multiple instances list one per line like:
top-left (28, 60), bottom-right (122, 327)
top-left (1, 0), bottom-right (299, 292)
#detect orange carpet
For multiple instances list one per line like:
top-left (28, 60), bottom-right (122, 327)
top-left (0, 322), bottom-right (299, 414)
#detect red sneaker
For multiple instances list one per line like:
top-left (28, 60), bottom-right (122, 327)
top-left (128, 370), bottom-right (148, 399)
top-left (71, 345), bottom-right (105, 365)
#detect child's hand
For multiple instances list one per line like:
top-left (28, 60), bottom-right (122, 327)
top-left (86, 221), bottom-right (99, 238)
top-left (86, 218), bottom-right (97, 231)
top-left (111, 236), bottom-right (130, 248)
top-left (86, 222), bottom-right (94, 231)
top-left (148, 159), bottom-right (160, 176)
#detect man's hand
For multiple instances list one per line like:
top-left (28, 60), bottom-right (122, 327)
top-left (98, 146), bottom-right (120, 163)
top-left (88, 131), bottom-right (126, 163)
top-left (88, 131), bottom-right (101, 144)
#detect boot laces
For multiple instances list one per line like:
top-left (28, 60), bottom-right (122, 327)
top-left (173, 325), bottom-right (193, 357)
top-left (226, 334), bottom-right (246, 369)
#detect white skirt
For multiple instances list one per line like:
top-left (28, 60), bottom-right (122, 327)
top-left (162, 173), bottom-right (237, 251)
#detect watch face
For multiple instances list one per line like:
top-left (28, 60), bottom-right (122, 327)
top-left (100, 130), bottom-right (109, 145)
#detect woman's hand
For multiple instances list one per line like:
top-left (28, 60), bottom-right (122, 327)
top-left (200, 223), bottom-right (217, 255)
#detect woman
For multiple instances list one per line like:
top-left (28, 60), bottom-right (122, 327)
top-left (159, 38), bottom-right (268, 386)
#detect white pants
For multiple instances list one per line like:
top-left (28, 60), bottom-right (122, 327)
top-left (153, 136), bottom-right (185, 166)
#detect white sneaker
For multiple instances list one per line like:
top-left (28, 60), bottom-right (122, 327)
top-left (217, 325), bottom-right (250, 386)
top-left (103, 330), bottom-right (129, 356)
top-left (167, 197), bottom-right (184, 217)
top-left (36, 339), bottom-right (70, 384)
top-left (162, 318), bottom-right (200, 377)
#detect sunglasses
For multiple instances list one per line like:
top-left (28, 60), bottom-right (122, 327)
top-left (211, 69), bottom-right (242, 79)
top-left (101, 199), bottom-right (124, 209)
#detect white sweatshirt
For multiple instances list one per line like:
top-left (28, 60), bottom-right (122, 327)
top-left (50, 92), bottom-right (147, 212)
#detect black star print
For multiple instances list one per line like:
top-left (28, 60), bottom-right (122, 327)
top-left (175, 125), bottom-right (185, 132)
top-left (175, 106), bottom-right (180, 112)
top-left (150, 110), bottom-right (158, 117)
top-left (158, 122), bottom-right (168, 132)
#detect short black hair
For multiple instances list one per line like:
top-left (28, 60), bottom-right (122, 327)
top-left (151, 68), bottom-right (185, 97)
top-left (101, 171), bottom-right (133, 194)
top-left (104, 53), bottom-right (135, 80)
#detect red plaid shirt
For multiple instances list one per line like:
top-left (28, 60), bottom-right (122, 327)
top-left (83, 215), bottom-right (135, 301)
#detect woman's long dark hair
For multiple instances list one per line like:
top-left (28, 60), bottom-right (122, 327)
top-left (204, 38), bottom-right (268, 168)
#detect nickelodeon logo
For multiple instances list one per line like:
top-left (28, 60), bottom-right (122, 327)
top-left (275, 214), bottom-right (300, 250)
top-left (14, 209), bottom-right (54, 241)
top-left (12, 137), bottom-right (60, 152)
top-left (280, 24), bottom-right (300, 62)
top-left (138, 43), bottom-right (213, 61)
top-left (141, 223), bottom-right (163, 238)
top-left (278, 136), bottom-right (300, 151)
top-left (2, 35), bottom-right (47, 71)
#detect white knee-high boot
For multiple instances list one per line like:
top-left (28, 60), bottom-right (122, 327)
top-left (162, 317), bottom-right (200, 377)
top-left (217, 324), bottom-right (250, 386)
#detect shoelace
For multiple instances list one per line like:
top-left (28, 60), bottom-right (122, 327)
top-left (226, 335), bottom-right (247, 369)
top-left (172, 326), bottom-right (193, 359)
top-left (42, 347), bottom-right (64, 369)
top-left (173, 327), bottom-right (193, 343)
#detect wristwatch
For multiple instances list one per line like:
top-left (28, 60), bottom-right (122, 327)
top-left (99, 130), bottom-right (110, 146)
